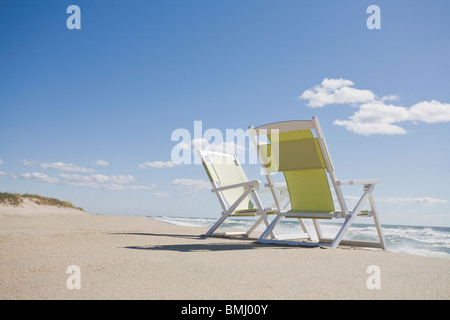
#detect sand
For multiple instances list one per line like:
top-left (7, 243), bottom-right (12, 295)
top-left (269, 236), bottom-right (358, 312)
top-left (0, 202), bottom-right (449, 300)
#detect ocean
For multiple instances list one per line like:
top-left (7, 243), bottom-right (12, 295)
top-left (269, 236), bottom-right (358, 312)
top-left (152, 216), bottom-right (450, 260)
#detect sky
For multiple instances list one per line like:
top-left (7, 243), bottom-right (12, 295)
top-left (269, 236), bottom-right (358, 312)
top-left (1, 0), bottom-right (449, 227)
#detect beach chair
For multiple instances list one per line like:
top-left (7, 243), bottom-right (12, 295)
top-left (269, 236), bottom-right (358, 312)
top-left (198, 150), bottom-right (276, 238)
top-left (249, 117), bottom-right (386, 249)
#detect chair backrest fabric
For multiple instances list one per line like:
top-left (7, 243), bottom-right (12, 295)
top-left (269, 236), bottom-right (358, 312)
top-left (201, 152), bottom-right (254, 211)
top-left (257, 126), bottom-right (335, 213)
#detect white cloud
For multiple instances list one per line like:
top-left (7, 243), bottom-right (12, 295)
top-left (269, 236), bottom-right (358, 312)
top-left (153, 192), bottom-right (170, 197)
top-left (380, 196), bottom-right (448, 205)
top-left (171, 178), bottom-right (210, 190)
top-left (409, 100), bottom-right (450, 123)
top-left (333, 102), bottom-right (410, 135)
top-left (21, 159), bottom-right (94, 173)
top-left (0, 157), bottom-right (3, 165)
top-left (334, 194), bottom-right (448, 210)
top-left (191, 138), bottom-right (245, 155)
top-left (300, 78), bottom-right (450, 135)
top-left (299, 78), bottom-right (376, 108)
top-left (321, 78), bottom-right (355, 91)
top-left (87, 183), bottom-right (153, 191)
top-left (20, 172), bottom-right (60, 184)
top-left (93, 160), bottom-right (109, 166)
top-left (18, 171), bottom-right (153, 191)
top-left (380, 94), bottom-right (399, 102)
top-left (93, 183), bottom-right (154, 191)
top-left (12, 159), bottom-right (158, 191)
top-left (213, 141), bottom-right (246, 155)
top-left (171, 142), bottom-right (190, 158)
top-left (60, 173), bottom-right (136, 184)
top-left (138, 161), bottom-right (176, 169)
top-left (0, 171), bottom-right (17, 179)
top-left (59, 173), bottom-right (152, 190)
top-left (334, 100), bottom-right (450, 135)
top-left (191, 138), bottom-right (210, 153)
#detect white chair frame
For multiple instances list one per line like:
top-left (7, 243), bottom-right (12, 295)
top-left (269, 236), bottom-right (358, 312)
top-left (198, 150), bottom-right (276, 239)
top-left (249, 117), bottom-right (386, 249)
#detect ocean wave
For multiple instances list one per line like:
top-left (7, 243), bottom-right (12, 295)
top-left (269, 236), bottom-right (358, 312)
top-left (151, 216), bottom-right (450, 260)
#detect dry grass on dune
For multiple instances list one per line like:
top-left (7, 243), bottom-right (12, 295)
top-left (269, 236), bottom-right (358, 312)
top-left (0, 192), bottom-right (83, 211)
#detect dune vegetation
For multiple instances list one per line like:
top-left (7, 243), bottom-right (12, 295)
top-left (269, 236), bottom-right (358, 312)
top-left (0, 192), bottom-right (83, 211)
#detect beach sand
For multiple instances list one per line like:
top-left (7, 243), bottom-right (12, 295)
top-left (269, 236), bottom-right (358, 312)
top-left (1, 201), bottom-right (449, 300)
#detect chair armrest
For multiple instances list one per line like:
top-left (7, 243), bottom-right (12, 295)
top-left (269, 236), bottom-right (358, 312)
top-left (211, 180), bottom-right (260, 193)
top-left (257, 188), bottom-right (271, 194)
top-left (264, 182), bottom-right (287, 188)
top-left (336, 179), bottom-right (382, 186)
top-left (264, 182), bottom-right (288, 193)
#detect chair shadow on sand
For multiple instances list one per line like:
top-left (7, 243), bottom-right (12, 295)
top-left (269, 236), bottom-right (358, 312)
top-left (113, 232), bottom-right (303, 253)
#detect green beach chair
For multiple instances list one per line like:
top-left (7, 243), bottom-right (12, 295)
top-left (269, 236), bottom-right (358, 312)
top-left (249, 117), bottom-right (386, 249)
top-left (198, 150), bottom-right (276, 238)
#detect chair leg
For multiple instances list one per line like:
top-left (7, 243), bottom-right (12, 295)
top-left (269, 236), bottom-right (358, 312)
top-left (245, 216), bottom-right (263, 236)
top-left (313, 219), bottom-right (323, 242)
top-left (206, 187), bottom-right (256, 237)
top-left (262, 213), bottom-right (276, 239)
top-left (206, 188), bottom-right (277, 238)
top-left (250, 190), bottom-right (276, 239)
top-left (205, 211), bottom-right (230, 237)
top-left (369, 194), bottom-right (386, 250)
top-left (258, 215), bottom-right (281, 242)
top-left (330, 212), bottom-right (358, 248)
top-left (330, 185), bottom-right (386, 250)
top-left (330, 185), bottom-right (373, 248)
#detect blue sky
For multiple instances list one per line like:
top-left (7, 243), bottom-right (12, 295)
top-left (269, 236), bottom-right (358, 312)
top-left (1, 1), bottom-right (449, 227)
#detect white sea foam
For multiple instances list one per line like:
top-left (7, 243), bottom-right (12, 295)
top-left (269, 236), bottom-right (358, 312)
top-left (151, 216), bottom-right (450, 260)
